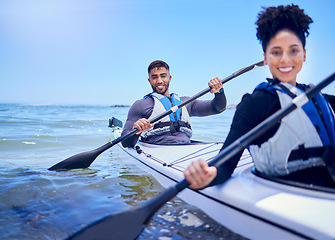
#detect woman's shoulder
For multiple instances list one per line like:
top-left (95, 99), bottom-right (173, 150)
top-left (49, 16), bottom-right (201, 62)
top-left (236, 87), bottom-right (280, 123)
top-left (240, 87), bottom-right (276, 105)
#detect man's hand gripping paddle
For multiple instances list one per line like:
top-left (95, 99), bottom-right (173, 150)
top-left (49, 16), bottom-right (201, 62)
top-left (48, 61), bottom-right (264, 171)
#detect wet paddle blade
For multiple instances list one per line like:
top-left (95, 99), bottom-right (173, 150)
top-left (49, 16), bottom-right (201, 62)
top-left (67, 180), bottom-right (189, 239)
top-left (67, 207), bottom-right (148, 240)
top-left (48, 151), bottom-right (98, 171)
top-left (48, 142), bottom-right (112, 170)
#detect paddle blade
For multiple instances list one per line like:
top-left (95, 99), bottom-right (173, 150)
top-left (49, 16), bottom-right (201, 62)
top-left (48, 151), bottom-right (98, 171)
top-left (67, 206), bottom-right (148, 240)
top-left (67, 180), bottom-right (189, 239)
top-left (48, 142), bottom-right (113, 171)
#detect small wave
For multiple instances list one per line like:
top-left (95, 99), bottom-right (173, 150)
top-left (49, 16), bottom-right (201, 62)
top-left (36, 135), bottom-right (56, 139)
top-left (55, 120), bottom-right (96, 126)
top-left (22, 141), bottom-right (36, 145)
top-left (0, 139), bottom-right (20, 146)
top-left (23, 103), bottom-right (52, 106)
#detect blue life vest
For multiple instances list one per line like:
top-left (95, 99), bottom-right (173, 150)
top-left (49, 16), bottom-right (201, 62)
top-left (140, 92), bottom-right (192, 139)
top-left (250, 81), bottom-right (335, 176)
top-left (152, 92), bottom-right (183, 122)
top-left (255, 81), bottom-right (335, 146)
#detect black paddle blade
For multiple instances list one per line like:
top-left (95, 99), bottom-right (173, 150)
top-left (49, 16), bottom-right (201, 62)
top-left (66, 206), bottom-right (148, 240)
top-left (48, 151), bottom-right (98, 171)
top-left (48, 142), bottom-right (113, 171)
top-left (67, 180), bottom-right (189, 240)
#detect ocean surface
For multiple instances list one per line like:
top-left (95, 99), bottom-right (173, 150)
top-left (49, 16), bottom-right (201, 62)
top-left (0, 103), bottom-right (247, 240)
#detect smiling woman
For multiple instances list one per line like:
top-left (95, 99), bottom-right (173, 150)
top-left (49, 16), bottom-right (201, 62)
top-left (264, 30), bottom-right (306, 85)
top-left (258, 4), bottom-right (312, 86)
top-left (184, 4), bottom-right (335, 190)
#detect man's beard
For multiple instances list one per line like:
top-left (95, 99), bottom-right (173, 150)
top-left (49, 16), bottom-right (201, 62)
top-left (152, 83), bottom-right (169, 95)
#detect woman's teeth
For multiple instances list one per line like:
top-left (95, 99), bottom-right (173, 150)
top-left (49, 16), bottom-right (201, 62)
top-left (279, 67), bottom-right (293, 72)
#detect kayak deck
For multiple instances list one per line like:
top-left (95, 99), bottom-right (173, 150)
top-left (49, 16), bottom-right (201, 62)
top-left (112, 128), bottom-right (335, 240)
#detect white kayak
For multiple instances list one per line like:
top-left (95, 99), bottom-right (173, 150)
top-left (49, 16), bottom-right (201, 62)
top-left (111, 126), bottom-right (335, 240)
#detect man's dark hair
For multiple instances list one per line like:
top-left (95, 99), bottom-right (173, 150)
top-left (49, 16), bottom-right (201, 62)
top-left (255, 4), bottom-right (313, 52)
top-left (148, 60), bottom-right (170, 75)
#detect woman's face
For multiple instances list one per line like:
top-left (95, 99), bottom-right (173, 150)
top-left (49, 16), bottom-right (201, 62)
top-left (264, 29), bottom-right (306, 85)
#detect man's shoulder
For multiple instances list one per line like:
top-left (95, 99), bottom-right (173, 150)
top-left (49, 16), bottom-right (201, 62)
top-left (128, 95), bottom-right (154, 117)
top-left (180, 96), bottom-right (189, 101)
top-left (131, 95), bottom-right (154, 105)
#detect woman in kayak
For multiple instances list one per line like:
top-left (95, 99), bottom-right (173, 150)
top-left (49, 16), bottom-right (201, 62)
top-left (184, 4), bottom-right (335, 189)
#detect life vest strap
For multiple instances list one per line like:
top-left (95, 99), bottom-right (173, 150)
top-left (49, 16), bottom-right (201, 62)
top-left (288, 144), bottom-right (335, 184)
top-left (288, 145), bottom-right (327, 161)
top-left (153, 121), bottom-right (191, 130)
top-left (322, 145), bottom-right (335, 183)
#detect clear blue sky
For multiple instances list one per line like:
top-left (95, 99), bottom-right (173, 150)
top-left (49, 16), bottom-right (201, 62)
top-left (1, 0), bottom-right (334, 106)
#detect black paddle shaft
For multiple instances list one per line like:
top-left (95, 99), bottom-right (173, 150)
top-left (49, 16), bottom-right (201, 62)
top-left (48, 60), bottom-right (264, 170)
top-left (68, 71), bottom-right (335, 239)
top-left (107, 61), bottom-right (265, 147)
top-left (210, 71), bottom-right (335, 168)
top-left (149, 60), bottom-right (264, 124)
top-left (138, 71), bottom-right (335, 221)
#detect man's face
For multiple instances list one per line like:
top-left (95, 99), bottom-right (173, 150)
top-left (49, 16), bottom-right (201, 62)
top-left (148, 67), bottom-right (171, 96)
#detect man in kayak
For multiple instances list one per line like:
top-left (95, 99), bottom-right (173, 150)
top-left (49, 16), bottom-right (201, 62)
top-left (184, 4), bottom-right (335, 189)
top-left (121, 60), bottom-right (227, 147)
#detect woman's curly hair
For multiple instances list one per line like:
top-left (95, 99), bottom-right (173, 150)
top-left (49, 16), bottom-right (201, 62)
top-left (256, 4), bottom-right (313, 52)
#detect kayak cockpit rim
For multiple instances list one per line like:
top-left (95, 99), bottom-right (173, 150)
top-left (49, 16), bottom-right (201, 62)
top-left (252, 168), bottom-right (335, 194)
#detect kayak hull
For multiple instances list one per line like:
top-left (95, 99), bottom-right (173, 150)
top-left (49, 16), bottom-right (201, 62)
top-left (112, 128), bottom-right (335, 240)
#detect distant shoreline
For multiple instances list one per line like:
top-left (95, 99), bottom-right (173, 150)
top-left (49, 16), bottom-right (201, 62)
top-left (226, 104), bottom-right (236, 109)
top-left (0, 103), bottom-right (236, 109)
top-left (109, 104), bottom-right (237, 109)
top-left (110, 104), bottom-right (130, 108)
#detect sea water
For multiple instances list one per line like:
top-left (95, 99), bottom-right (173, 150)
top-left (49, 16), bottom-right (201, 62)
top-left (0, 103), bottom-right (247, 240)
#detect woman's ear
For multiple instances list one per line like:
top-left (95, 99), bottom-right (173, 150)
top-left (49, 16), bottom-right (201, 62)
top-left (304, 48), bottom-right (306, 62)
top-left (263, 52), bottom-right (267, 65)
